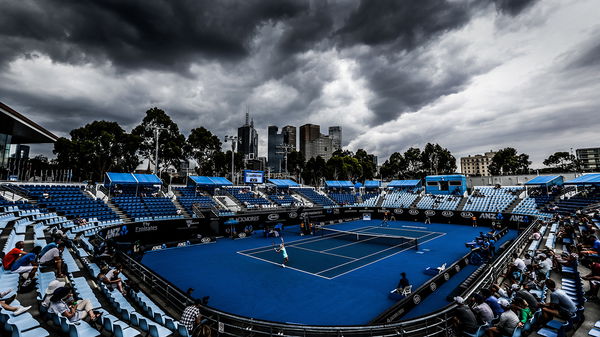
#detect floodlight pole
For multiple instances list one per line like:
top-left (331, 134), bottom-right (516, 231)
top-left (224, 135), bottom-right (239, 184)
top-left (276, 144), bottom-right (294, 177)
top-left (147, 125), bottom-right (167, 175)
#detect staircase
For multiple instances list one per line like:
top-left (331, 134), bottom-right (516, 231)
top-left (455, 197), bottom-right (469, 212)
top-left (106, 199), bottom-right (131, 223)
top-left (410, 195), bottom-right (423, 208)
top-left (375, 192), bottom-right (386, 207)
top-left (171, 189), bottom-right (192, 218)
top-left (504, 198), bottom-right (522, 214)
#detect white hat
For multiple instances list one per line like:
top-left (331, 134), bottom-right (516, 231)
top-left (453, 296), bottom-right (465, 304)
top-left (45, 280), bottom-right (66, 295)
top-left (498, 298), bottom-right (510, 308)
top-left (511, 284), bottom-right (521, 290)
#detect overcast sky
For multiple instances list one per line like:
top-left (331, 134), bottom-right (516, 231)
top-left (1, 0), bottom-right (599, 168)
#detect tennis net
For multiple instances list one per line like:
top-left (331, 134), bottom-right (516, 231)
top-left (319, 227), bottom-right (418, 250)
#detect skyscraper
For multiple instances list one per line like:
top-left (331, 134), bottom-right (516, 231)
top-left (282, 125), bottom-right (297, 149)
top-left (299, 124), bottom-right (320, 159)
top-left (237, 111), bottom-right (258, 159)
top-left (268, 126), bottom-right (284, 172)
top-left (328, 126), bottom-right (342, 151)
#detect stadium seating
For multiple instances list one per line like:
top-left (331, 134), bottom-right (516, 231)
top-left (174, 186), bottom-right (217, 215)
top-left (294, 188), bottom-right (337, 207)
top-left (18, 184), bottom-right (119, 222)
top-left (268, 192), bottom-right (297, 207)
top-left (355, 192), bottom-right (380, 207)
top-left (225, 187), bottom-right (273, 208)
top-left (328, 192), bottom-right (357, 206)
top-left (551, 188), bottom-right (600, 214)
top-left (112, 196), bottom-right (180, 221)
top-left (462, 186), bottom-right (523, 213)
top-left (512, 197), bottom-right (552, 219)
top-left (380, 191), bottom-right (419, 208)
top-left (417, 194), bottom-right (462, 210)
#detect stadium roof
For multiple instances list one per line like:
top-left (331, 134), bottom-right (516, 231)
top-left (105, 172), bottom-right (162, 185)
top-left (388, 180), bottom-right (421, 187)
top-left (524, 175), bottom-right (563, 186)
top-left (325, 180), bottom-right (354, 188)
top-left (0, 101), bottom-right (58, 143)
top-left (564, 174), bottom-right (600, 185)
top-left (189, 176), bottom-right (233, 186)
top-left (268, 179), bottom-right (300, 188)
top-left (364, 180), bottom-right (381, 188)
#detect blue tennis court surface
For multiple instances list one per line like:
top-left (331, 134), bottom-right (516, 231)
top-left (141, 220), bottom-right (517, 325)
top-left (238, 226), bottom-right (445, 279)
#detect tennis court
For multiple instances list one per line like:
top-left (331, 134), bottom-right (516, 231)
top-left (238, 226), bottom-right (445, 279)
top-left (141, 220), bottom-right (517, 325)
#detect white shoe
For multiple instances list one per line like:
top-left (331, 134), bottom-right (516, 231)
top-left (281, 264), bottom-right (286, 268)
top-left (0, 289), bottom-right (13, 297)
top-left (22, 280), bottom-right (32, 287)
top-left (14, 306), bottom-right (31, 316)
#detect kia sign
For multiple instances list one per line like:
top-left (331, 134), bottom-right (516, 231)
top-left (442, 211), bottom-right (454, 217)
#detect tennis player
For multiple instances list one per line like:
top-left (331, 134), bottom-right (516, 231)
top-left (275, 243), bottom-right (288, 268)
top-left (380, 211), bottom-right (390, 227)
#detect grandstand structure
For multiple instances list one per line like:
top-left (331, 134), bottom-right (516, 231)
top-left (1, 172), bottom-right (600, 336)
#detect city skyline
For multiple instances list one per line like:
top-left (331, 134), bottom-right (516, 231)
top-left (0, 0), bottom-right (599, 166)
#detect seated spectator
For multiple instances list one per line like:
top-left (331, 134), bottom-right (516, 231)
top-left (470, 293), bottom-right (494, 324)
top-left (451, 296), bottom-right (478, 336)
top-left (481, 288), bottom-right (504, 317)
top-left (486, 299), bottom-right (520, 337)
top-left (514, 298), bottom-right (533, 327)
top-left (97, 265), bottom-right (126, 295)
top-left (11, 246), bottom-right (42, 287)
top-left (39, 242), bottom-right (67, 278)
top-left (2, 241), bottom-right (26, 270)
top-left (0, 289), bottom-right (30, 315)
top-left (534, 254), bottom-right (553, 278)
top-left (540, 279), bottom-right (577, 323)
top-left (396, 272), bottom-right (410, 292)
top-left (582, 260), bottom-right (600, 300)
top-left (40, 238), bottom-right (62, 258)
top-left (48, 286), bottom-right (102, 324)
top-left (41, 280), bottom-right (66, 308)
top-left (513, 283), bottom-right (539, 309)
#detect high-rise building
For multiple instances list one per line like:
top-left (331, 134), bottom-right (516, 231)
top-left (328, 126), bottom-right (342, 151)
top-left (267, 126), bottom-right (284, 173)
top-left (237, 112), bottom-right (258, 159)
top-left (282, 125), bottom-right (297, 149)
top-left (576, 147), bottom-right (600, 170)
top-left (299, 124), bottom-right (321, 158)
top-left (460, 151), bottom-right (497, 176)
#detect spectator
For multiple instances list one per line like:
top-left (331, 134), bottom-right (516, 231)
top-left (582, 260), bottom-right (600, 300)
top-left (48, 286), bottom-right (102, 324)
top-left (2, 241), bottom-right (26, 270)
top-left (481, 288), bottom-right (504, 316)
top-left (97, 265), bottom-right (126, 295)
top-left (451, 296), bottom-right (478, 336)
top-left (470, 293), bottom-right (494, 324)
top-left (180, 298), bottom-right (208, 334)
top-left (513, 283), bottom-right (539, 309)
top-left (535, 254), bottom-right (553, 278)
top-left (0, 289), bottom-right (30, 315)
top-left (514, 298), bottom-right (533, 327)
top-left (41, 280), bottom-right (66, 308)
top-left (11, 246), bottom-right (42, 287)
top-left (396, 272), bottom-right (410, 292)
top-left (486, 299), bottom-right (520, 337)
top-left (540, 279), bottom-right (577, 323)
top-left (39, 242), bottom-right (67, 278)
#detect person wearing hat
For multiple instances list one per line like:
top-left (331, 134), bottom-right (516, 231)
top-left (41, 279), bottom-right (66, 308)
top-left (48, 286), bottom-right (101, 323)
top-left (470, 293), bottom-right (494, 324)
top-left (486, 298), bottom-right (520, 337)
top-left (0, 288), bottom-right (31, 315)
top-left (451, 296), bottom-right (478, 335)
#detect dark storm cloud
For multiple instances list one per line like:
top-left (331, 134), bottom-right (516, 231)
top-left (493, 0), bottom-right (539, 16)
top-left (565, 37), bottom-right (600, 70)
top-left (0, 0), bottom-right (307, 72)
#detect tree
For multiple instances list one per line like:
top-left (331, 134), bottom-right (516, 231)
top-left (380, 152), bottom-right (406, 179)
top-left (213, 150), bottom-right (244, 181)
top-left (302, 156), bottom-right (326, 186)
top-left (286, 150), bottom-right (305, 179)
top-left (132, 107), bottom-right (186, 175)
top-left (543, 152), bottom-right (579, 172)
top-left (353, 149), bottom-right (377, 182)
top-left (404, 147), bottom-right (423, 178)
top-left (488, 147), bottom-right (531, 175)
top-left (325, 155), bottom-right (362, 181)
top-left (186, 127), bottom-right (222, 176)
top-left (53, 121), bottom-right (140, 182)
top-left (421, 143), bottom-right (457, 176)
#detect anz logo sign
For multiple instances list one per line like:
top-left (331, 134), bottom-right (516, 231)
top-left (442, 211), bottom-right (454, 217)
top-left (267, 213), bottom-right (280, 221)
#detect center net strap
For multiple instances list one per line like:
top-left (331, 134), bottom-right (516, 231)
top-left (319, 227), bottom-right (418, 250)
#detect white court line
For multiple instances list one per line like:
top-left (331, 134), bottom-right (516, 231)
top-left (401, 225), bottom-right (427, 229)
top-left (326, 232), bottom-right (447, 279)
top-left (321, 236), bottom-right (385, 252)
top-left (236, 251), bottom-right (331, 280)
top-left (289, 245), bottom-right (357, 260)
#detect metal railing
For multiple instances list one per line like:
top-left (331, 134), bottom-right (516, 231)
top-left (114, 219), bottom-right (541, 336)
